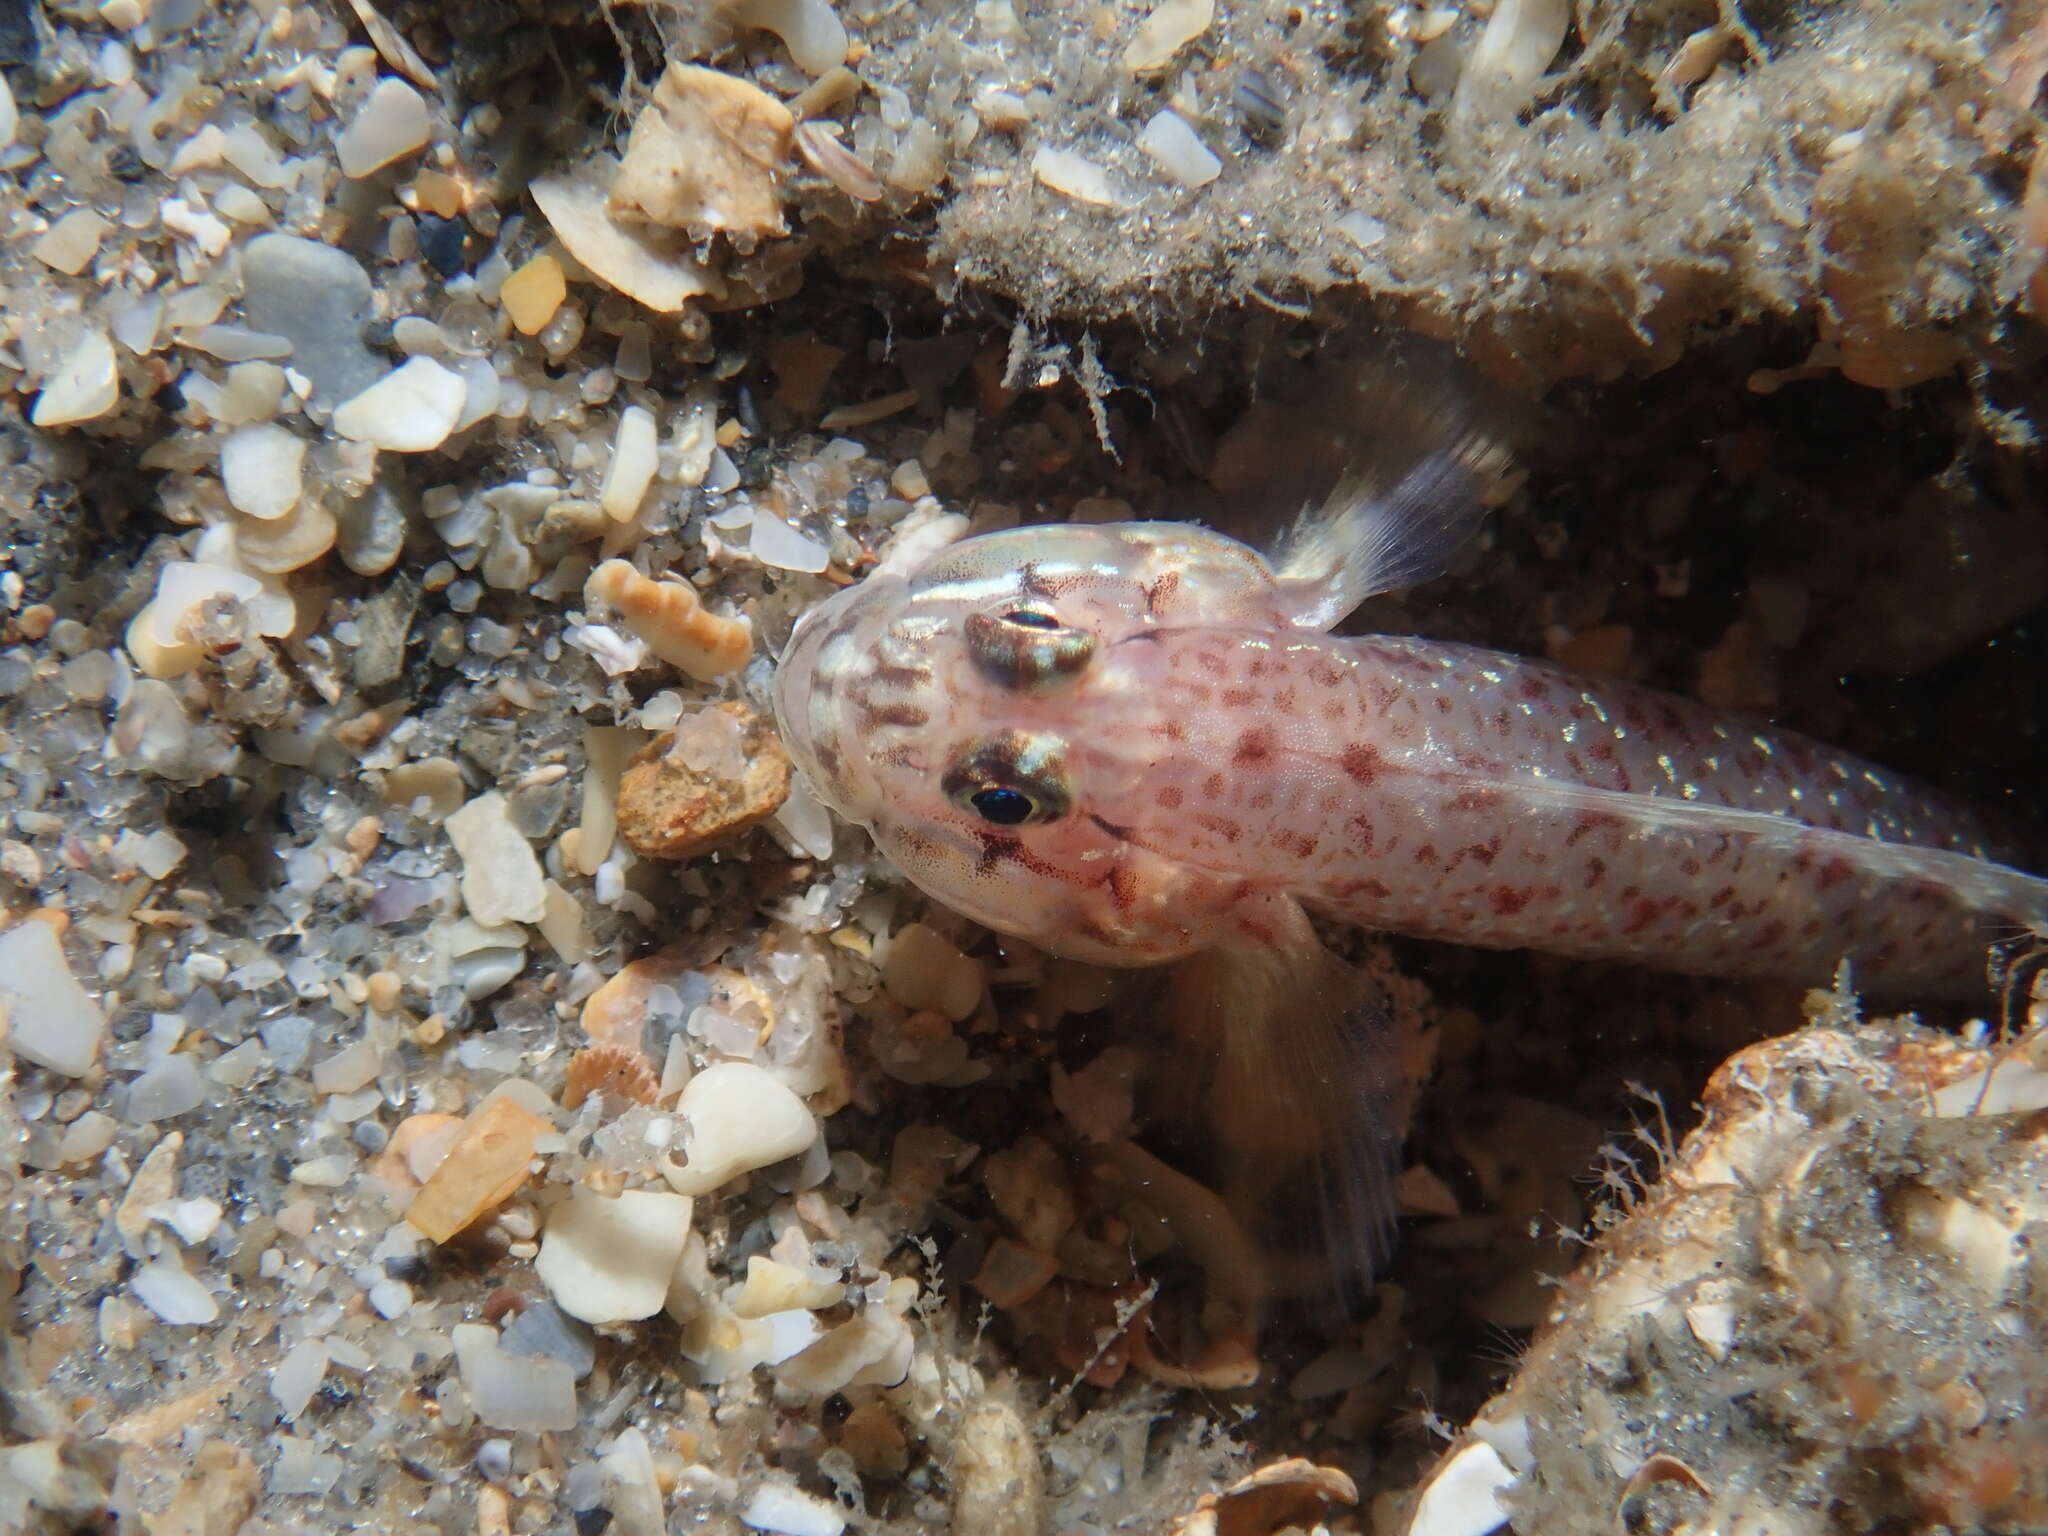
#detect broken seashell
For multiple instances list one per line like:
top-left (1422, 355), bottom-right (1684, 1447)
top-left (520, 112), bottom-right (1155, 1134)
top-left (1168, 1458), bottom-right (1358, 1536)
top-left (562, 1042), bottom-right (661, 1112)
top-left (1125, 0), bottom-right (1213, 73)
top-left (794, 120), bottom-right (883, 203)
top-left (1032, 146), bottom-right (1128, 208)
top-left (584, 559), bottom-right (752, 681)
top-left (610, 64), bottom-right (794, 240)
top-left (233, 495), bottom-right (338, 574)
top-left (530, 170), bottom-right (724, 314)
top-left (726, 0), bottom-right (847, 75)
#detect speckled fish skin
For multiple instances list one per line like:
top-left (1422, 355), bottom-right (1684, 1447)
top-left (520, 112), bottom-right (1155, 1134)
top-left (774, 520), bottom-right (2048, 996)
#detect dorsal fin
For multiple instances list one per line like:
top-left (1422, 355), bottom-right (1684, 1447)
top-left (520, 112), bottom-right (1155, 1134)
top-left (1266, 344), bottom-right (1517, 630)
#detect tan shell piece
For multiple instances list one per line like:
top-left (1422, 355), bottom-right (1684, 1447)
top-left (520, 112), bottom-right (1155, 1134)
top-left (1169, 1458), bottom-right (1360, 1536)
top-left (610, 63), bottom-right (795, 240)
top-left (615, 702), bottom-right (792, 860)
top-left (405, 1097), bottom-right (550, 1243)
top-left (579, 950), bottom-right (693, 1053)
top-left (585, 559), bottom-right (752, 680)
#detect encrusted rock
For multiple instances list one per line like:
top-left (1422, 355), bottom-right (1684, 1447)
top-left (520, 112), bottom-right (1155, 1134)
top-left (615, 702), bottom-right (791, 859)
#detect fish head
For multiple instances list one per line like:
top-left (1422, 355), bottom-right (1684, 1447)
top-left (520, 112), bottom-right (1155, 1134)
top-left (772, 521), bottom-right (1291, 965)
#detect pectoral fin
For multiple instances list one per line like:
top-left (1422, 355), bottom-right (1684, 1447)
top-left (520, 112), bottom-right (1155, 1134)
top-left (1159, 895), bottom-right (1409, 1316)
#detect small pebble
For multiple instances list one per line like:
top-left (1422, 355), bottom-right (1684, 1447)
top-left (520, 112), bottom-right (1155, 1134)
top-left (599, 405), bottom-right (659, 522)
top-left (0, 920), bottom-right (106, 1077)
top-left (534, 1187), bottom-right (694, 1324)
top-left (31, 330), bottom-right (120, 428)
top-left (33, 209), bottom-right (111, 275)
top-left (130, 1259), bottom-right (220, 1326)
top-left (501, 253), bottom-right (567, 336)
top-left (239, 234), bottom-right (382, 407)
top-left (219, 423), bottom-right (306, 520)
top-left (663, 1062), bottom-right (817, 1196)
top-left (1137, 109), bottom-right (1221, 188)
top-left (337, 77), bottom-right (431, 178)
top-left (451, 1323), bottom-right (579, 1432)
top-left (127, 1055), bottom-right (206, 1122)
top-left (416, 213), bottom-right (468, 275)
top-left (445, 791), bottom-right (549, 926)
top-left (333, 357), bottom-right (467, 452)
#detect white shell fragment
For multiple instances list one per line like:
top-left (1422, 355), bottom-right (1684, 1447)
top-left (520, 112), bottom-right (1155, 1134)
top-left (445, 792), bottom-right (549, 927)
top-left (31, 329), bottom-right (120, 428)
top-left (535, 1188), bottom-right (695, 1324)
top-left (750, 510), bottom-right (831, 573)
top-left (1406, 1439), bottom-right (1515, 1536)
top-left (742, 1480), bottom-right (846, 1536)
top-left (1124, 0), bottom-right (1213, 72)
top-left (126, 560), bottom-right (286, 681)
top-left (0, 920), bottom-right (106, 1077)
top-left (1137, 109), bottom-right (1221, 188)
top-left (1453, 0), bottom-right (1571, 122)
top-left (730, 0), bottom-right (848, 76)
top-left (530, 173), bottom-right (723, 314)
top-left (336, 77), bottom-right (431, 177)
top-left (600, 405), bottom-right (659, 522)
top-left (734, 1255), bottom-right (846, 1318)
top-left (270, 1337), bottom-right (331, 1421)
top-left (451, 1323), bottom-right (579, 1432)
top-left (1031, 146), bottom-right (1127, 208)
top-left (130, 1258), bottom-right (220, 1326)
top-left (219, 423), bottom-right (307, 520)
top-left (662, 1063), bottom-right (817, 1195)
top-left (332, 357), bottom-right (467, 452)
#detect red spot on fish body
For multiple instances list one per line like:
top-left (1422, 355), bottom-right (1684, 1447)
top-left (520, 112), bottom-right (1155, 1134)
top-left (1273, 829), bottom-right (1319, 860)
top-left (1340, 744), bottom-right (1386, 785)
top-left (1234, 726), bottom-right (1277, 766)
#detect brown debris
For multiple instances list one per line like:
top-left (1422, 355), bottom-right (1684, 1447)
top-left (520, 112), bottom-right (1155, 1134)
top-left (141, 1439), bottom-right (260, 1536)
top-left (971, 1237), bottom-right (1061, 1310)
top-left (615, 702), bottom-right (792, 860)
top-left (1169, 1458), bottom-right (1360, 1536)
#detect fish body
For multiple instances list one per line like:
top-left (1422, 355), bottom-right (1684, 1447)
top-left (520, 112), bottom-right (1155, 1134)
top-left (773, 521), bottom-right (2046, 994)
top-left (771, 405), bottom-right (2047, 1304)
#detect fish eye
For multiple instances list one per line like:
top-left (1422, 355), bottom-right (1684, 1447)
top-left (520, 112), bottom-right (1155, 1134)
top-left (968, 787), bottom-right (1036, 825)
top-left (965, 609), bottom-right (1095, 692)
top-left (943, 731), bottom-right (1073, 827)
